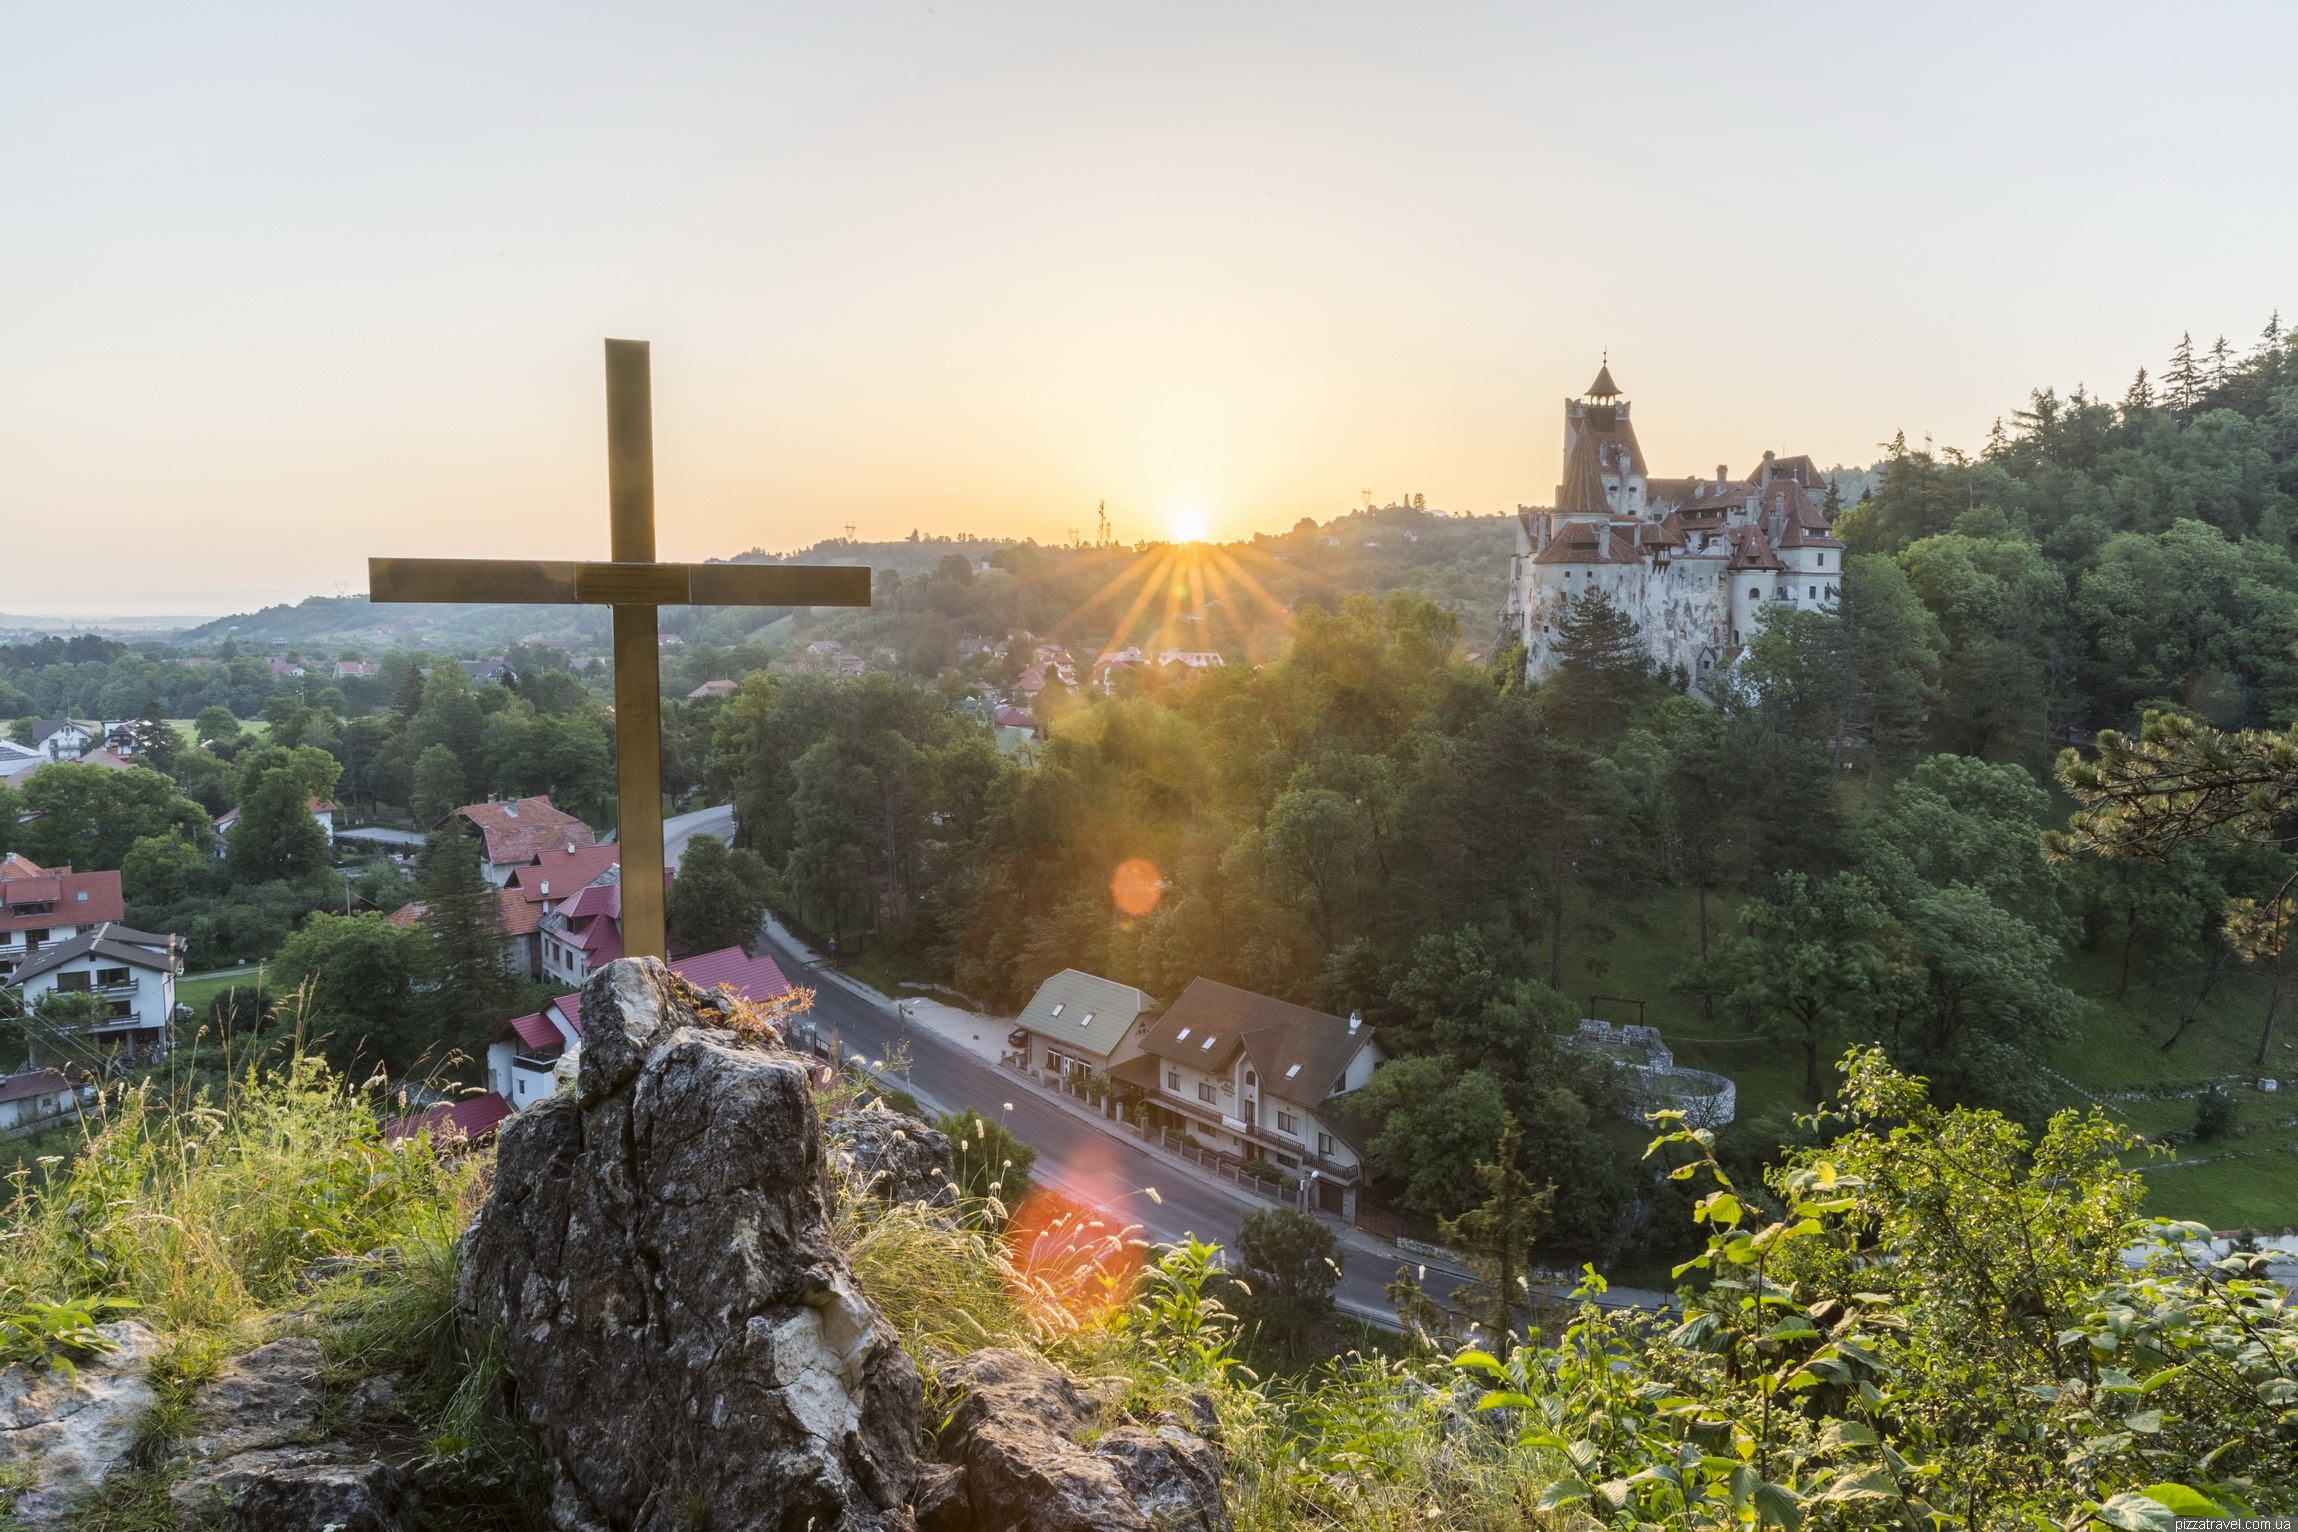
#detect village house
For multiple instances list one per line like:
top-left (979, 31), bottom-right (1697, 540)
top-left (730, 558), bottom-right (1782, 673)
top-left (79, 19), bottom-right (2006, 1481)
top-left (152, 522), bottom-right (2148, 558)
top-left (685, 679), bottom-right (738, 700)
top-left (22, 719), bottom-right (97, 762)
top-left (0, 855), bottom-right (126, 982)
top-left (0, 1069), bottom-right (95, 1137)
top-left (485, 944), bottom-right (791, 1112)
top-left (1111, 978), bottom-right (1385, 1216)
top-left (532, 863), bottom-right (676, 986)
top-left (6, 923), bottom-right (185, 1060)
top-left (454, 796), bottom-right (596, 885)
top-left (1005, 969), bottom-right (1158, 1082)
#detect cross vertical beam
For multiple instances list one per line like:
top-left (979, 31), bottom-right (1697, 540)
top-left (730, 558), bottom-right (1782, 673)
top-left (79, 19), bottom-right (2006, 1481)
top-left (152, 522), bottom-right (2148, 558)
top-left (604, 339), bottom-right (667, 961)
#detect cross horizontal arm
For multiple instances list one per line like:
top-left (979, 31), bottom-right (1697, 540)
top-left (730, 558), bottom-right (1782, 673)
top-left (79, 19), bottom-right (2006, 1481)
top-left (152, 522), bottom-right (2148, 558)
top-left (367, 558), bottom-right (872, 608)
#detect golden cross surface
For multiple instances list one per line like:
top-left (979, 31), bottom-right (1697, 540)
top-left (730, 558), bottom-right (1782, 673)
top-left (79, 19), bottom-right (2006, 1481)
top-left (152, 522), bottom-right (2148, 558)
top-left (367, 339), bottom-right (871, 960)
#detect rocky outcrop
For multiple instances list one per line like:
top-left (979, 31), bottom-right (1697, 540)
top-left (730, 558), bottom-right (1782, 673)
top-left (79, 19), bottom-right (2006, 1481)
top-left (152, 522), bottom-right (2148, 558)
top-left (459, 958), bottom-right (924, 1532)
top-left (922, 1349), bottom-right (1228, 1532)
top-left (826, 1100), bottom-right (956, 1212)
top-left (0, 1320), bottom-right (160, 1532)
top-left (170, 1337), bottom-right (418, 1532)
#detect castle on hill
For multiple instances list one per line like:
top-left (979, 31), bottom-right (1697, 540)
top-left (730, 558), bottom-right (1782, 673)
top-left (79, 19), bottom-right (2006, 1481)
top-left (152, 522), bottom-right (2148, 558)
top-left (1499, 364), bottom-right (1842, 685)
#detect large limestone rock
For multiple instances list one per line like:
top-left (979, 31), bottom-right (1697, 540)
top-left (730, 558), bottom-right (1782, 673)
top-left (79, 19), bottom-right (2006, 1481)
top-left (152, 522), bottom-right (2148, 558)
top-left (0, 1320), bottom-right (160, 1532)
top-left (825, 1100), bottom-right (956, 1212)
top-left (459, 958), bottom-right (924, 1532)
top-left (923, 1350), bottom-right (1227, 1532)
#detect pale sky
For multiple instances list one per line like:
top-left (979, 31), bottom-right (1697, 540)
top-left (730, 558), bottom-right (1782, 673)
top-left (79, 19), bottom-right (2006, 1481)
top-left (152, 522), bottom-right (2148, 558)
top-left (5, 2), bottom-right (2294, 614)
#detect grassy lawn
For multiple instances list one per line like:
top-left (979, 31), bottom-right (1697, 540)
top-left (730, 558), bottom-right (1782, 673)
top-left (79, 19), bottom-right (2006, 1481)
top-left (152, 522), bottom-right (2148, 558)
top-left (175, 969), bottom-right (271, 1025)
top-left (1550, 885), bottom-right (2297, 1232)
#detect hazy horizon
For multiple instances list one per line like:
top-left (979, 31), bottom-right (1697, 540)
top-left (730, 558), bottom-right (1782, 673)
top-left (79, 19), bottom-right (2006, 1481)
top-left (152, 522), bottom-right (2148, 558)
top-left (7, 2), bottom-right (2294, 615)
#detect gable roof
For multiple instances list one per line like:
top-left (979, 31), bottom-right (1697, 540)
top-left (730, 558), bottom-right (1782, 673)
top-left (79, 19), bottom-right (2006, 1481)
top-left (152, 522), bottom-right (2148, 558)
top-left (673, 945), bottom-right (792, 1004)
top-left (384, 1091), bottom-right (512, 1144)
top-left (1135, 977), bottom-right (1377, 1105)
top-left (0, 862), bottom-right (125, 934)
top-left (1014, 969), bottom-right (1157, 1061)
top-left (454, 796), bottom-right (594, 868)
top-left (0, 1069), bottom-right (77, 1106)
top-left (508, 844), bottom-right (621, 906)
top-left (9, 923), bottom-right (180, 986)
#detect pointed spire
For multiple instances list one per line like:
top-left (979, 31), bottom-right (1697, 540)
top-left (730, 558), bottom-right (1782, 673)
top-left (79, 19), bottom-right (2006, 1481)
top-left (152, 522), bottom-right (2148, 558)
top-left (1585, 359), bottom-right (1620, 399)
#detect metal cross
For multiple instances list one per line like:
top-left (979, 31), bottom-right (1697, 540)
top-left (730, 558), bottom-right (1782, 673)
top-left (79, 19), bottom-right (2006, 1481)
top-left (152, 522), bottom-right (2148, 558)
top-left (368, 339), bottom-right (870, 959)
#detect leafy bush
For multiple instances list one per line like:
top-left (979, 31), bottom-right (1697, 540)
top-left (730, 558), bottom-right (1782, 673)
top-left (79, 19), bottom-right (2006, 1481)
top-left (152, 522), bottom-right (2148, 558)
top-left (0, 1295), bottom-right (138, 1379)
top-left (2195, 1085), bottom-right (2236, 1142)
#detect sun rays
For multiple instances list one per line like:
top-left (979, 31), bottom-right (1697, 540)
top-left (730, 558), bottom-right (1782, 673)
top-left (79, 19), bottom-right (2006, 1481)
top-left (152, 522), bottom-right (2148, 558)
top-left (1060, 537), bottom-right (1292, 658)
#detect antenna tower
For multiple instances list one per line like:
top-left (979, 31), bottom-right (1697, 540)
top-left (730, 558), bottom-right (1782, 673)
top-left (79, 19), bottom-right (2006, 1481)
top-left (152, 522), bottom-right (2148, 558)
top-left (1096, 500), bottom-right (1110, 547)
top-left (842, 522), bottom-right (857, 543)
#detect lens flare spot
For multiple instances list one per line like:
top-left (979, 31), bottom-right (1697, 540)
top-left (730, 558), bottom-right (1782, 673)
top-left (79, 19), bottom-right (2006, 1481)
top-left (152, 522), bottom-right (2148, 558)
top-left (1110, 857), bottom-right (1164, 916)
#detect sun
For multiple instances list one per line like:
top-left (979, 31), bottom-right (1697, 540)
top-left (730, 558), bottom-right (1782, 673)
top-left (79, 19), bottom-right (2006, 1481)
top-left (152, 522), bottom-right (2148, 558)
top-left (1167, 507), bottom-right (1210, 544)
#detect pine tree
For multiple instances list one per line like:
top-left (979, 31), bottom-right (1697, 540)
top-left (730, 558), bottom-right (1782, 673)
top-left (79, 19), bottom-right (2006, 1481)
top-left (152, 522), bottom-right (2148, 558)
top-left (391, 665), bottom-right (427, 722)
top-left (130, 701), bottom-right (177, 775)
top-left (2165, 332), bottom-right (2202, 417)
top-left (2122, 367), bottom-right (2154, 413)
top-left (1548, 584), bottom-right (1649, 744)
top-left (1437, 1115), bottom-right (1554, 1343)
top-left (416, 818), bottom-right (519, 1058)
top-left (2206, 334), bottom-right (2234, 399)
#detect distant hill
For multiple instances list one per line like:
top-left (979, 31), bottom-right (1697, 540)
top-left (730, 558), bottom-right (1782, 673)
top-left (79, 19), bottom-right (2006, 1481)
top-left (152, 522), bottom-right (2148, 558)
top-left (168, 511), bottom-right (1518, 660)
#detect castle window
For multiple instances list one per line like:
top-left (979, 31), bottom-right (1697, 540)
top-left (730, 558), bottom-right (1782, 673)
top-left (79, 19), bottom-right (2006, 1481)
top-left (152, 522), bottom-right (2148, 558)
top-left (1809, 586), bottom-right (1816, 599)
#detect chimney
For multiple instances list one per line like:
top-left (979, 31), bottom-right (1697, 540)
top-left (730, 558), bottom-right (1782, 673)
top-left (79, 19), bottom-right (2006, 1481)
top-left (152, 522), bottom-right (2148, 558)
top-left (1716, 464), bottom-right (1728, 488)
top-left (1760, 450), bottom-right (1776, 488)
top-left (1348, 1011), bottom-right (1362, 1034)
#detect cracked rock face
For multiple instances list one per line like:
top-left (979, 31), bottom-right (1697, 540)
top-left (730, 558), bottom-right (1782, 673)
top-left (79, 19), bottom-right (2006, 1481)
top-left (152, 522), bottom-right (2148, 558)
top-left (0, 1320), bottom-right (160, 1532)
top-left (826, 1101), bottom-right (956, 1213)
top-left (926, 1349), bottom-right (1228, 1532)
top-left (169, 1337), bottom-right (419, 1532)
top-left (459, 958), bottom-right (924, 1532)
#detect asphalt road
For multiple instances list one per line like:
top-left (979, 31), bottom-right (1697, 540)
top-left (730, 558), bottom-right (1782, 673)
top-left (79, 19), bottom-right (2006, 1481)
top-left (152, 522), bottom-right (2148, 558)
top-left (750, 920), bottom-right (1469, 1328)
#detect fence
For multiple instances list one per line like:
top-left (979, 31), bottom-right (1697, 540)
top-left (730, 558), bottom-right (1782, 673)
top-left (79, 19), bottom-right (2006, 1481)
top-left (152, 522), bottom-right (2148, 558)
top-left (1158, 1131), bottom-right (1303, 1207)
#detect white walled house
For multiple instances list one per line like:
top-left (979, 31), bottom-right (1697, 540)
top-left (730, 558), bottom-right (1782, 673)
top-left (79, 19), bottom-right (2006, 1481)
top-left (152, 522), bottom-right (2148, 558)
top-left (7, 924), bottom-right (184, 1060)
top-left (1111, 977), bottom-right (1385, 1217)
top-left (0, 1070), bottom-right (95, 1136)
top-left (1498, 365), bottom-right (1844, 687)
top-left (0, 856), bottom-right (127, 983)
top-left (1006, 969), bottom-right (1158, 1080)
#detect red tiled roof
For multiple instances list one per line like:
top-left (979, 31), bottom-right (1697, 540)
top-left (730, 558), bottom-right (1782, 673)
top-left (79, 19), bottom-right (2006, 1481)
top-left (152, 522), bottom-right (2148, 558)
top-left (496, 886), bottom-right (542, 937)
top-left (1, 862), bottom-right (125, 933)
top-left (384, 1092), bottom-right (513, 1144)
top-left (455, 797), bottom-right (595, 869)
top-left (385, 902), bottom-right (427, 928)
top-left (1727, 525), bottom-right (1786, 573)
top-left (685, 679), bottom-right (737, 700)
top-left (509, 845), bottom-right (621, 905)
top-left (492, 1010), bottom-right (566, 1050)
top-left (673, 946), bottom-right (792, 1004)
top-left (563, 881), bottom-right (621, 921)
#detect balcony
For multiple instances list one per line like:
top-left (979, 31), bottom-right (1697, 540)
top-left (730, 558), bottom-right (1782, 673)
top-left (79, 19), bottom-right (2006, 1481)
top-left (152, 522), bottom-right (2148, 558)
top-left (98, 978), bottom-right (140, 996)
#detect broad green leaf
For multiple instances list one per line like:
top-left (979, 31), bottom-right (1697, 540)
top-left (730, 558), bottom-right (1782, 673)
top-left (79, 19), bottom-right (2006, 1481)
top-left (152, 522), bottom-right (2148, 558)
top-left (1472, 1391), bottom-right (1537, 1412)
top-left (1535, 1478), bottom-right (1592, 1510)
top-left (1763, 1316), bottom-right (1822, 1341)
top-left (2091, 1493), bottom-right (2173, 1532)
top-left (1817, 1420), bottom-right (1879, 1450)
top-left (2137, 1484), bottom-right (2222, 1516)
top-left (1596, 1479), bottom-right (1633, 1512)
top-left (1452, 1349), bottom-right (1504, 1374)
top-left (2124, 1409), bottom-right (2164, 1434)
top-left (1816, 1467), bottom-right (1900, 1504)
top-left (1700, 1192), bottom-right (1743, 1227)
top-left (2139, 1365), bottom-right (2190, 1394)
top-left (1752, 1478), bottom-right (1804, 1530)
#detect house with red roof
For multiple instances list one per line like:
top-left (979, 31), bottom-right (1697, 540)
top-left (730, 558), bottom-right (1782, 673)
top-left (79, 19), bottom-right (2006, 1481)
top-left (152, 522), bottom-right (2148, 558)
top-left (0, 855), bottom-right (127, 983)
top-left (385, 882), bottom-right (546, 977)
top-left (484, 945), bottom-right (791, 1111)
top-left (383, 1091), bottom-right (513, 1145)
top-left (453, 796), bottom-right (596, 886)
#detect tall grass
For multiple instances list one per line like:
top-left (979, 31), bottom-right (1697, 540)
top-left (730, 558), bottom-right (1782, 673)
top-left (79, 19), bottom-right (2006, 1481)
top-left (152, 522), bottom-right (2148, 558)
top-left (0, 1010), bottom-right (481, 1335)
